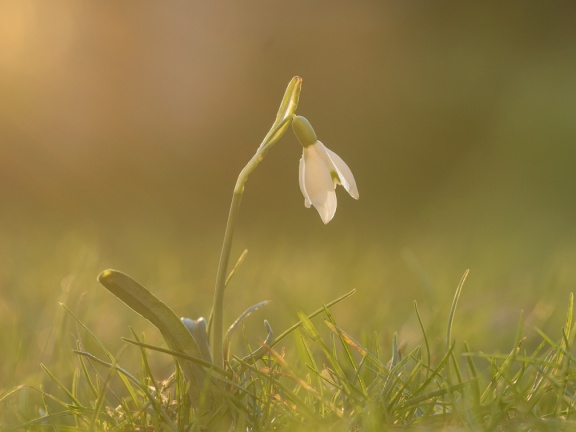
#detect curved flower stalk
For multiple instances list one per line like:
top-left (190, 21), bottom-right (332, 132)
top-left (292, 115), bottom-right (359, 224)
top-left (210, 77), bottom-right (302, 367)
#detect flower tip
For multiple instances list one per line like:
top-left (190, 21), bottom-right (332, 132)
top-left (316, 200), bottom-right (336, 224)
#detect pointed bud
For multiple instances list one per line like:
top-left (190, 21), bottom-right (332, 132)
top-left (292, 115), bottom-right (318, 148)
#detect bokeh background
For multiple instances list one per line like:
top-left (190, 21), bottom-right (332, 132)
top-left (2, 1), bottom-right (576, 390)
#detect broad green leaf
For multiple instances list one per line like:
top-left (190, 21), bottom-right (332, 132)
top-left (97, 269), bottom-right (209, 405)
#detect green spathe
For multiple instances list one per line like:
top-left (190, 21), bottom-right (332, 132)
top-left (292, 115), bottom-right (318, 148)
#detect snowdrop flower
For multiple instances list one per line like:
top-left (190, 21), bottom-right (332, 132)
top-left (292, 115), bottom-right (359, 224)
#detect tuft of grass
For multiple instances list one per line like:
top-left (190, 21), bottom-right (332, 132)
top-left (3, 271), bottom-right (576, 431)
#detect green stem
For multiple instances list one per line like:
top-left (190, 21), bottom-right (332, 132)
top-left (211, 148), bottom-right (278, 367)
top-left (210, 77), bottom-right (302, 368)
top-left (211, 190), bottom-right (242, 368)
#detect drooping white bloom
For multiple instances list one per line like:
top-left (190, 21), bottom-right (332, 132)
top-left (293, 116), bottom-right (359, 224)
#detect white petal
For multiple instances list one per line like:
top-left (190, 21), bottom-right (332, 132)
top-left (317, 141), bottom-right (359, 200)
top-left (317, 190), bottom-right (337, 224)
top-left (302, 145), bottom-right (337, 224)
top-left (299, 156), bottom-right (311, 208)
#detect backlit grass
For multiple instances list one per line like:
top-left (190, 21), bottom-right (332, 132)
top-left (2, 228), bottom-right (576, 430)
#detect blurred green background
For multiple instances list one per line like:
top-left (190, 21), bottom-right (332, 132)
top-left (2, 1), bottom-right (576, 390)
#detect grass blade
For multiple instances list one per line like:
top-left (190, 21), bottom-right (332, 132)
top-left (446, 269), bottom-right (469, 350)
